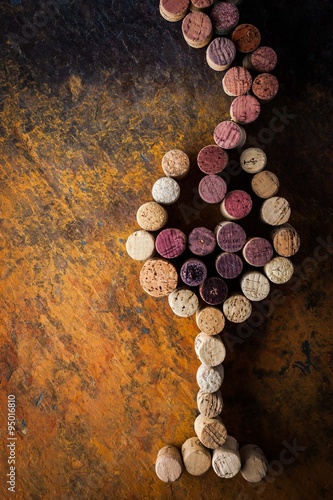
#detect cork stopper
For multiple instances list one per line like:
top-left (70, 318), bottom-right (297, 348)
top-left (155, 445), bottom-right (183, 482)
top-left (180, 259), bottom-right (208, 287)
top-left (260, 197), bottom-right (291, 226)
top-left (168, 287), bottom-right (199, 317)
top-left (206, 38), bottom-right (236, 71)
top-left (243, 46), bottom-right (277, 73)
top-left (189, 0), bottom-right (214, 12)
top-left (194, 414), bottom-right (227, 449)
top-left (140, 258), bottom-right (178, 297)
top-left (152, 177), bottom-right (180, 205)
top-left (197, 389), bottom-right (224, 418)
top-left (126, 230), bottom-right (155, 261)
top-left (136, 201), bottom-right (168, 231)
top-left (240, 147), bottom-right (267, 174)
top-left (251, 170), bottom-right (280, 199)
top-left (220, 190), bottom-right (252, 220)
top-left (182, 11), bottom-right (213, 48)
top-left (155, 228), bottom-right (187, 259)
top-left (230, 95), bottom-right (261, 125)
top-left (159, 0), bottom-right (190, 22)
top-left (197, 145), bottom-right (229, 175)
top-left (196, 306), bottom-right (226, 335)
top-left (199, 277), bottom-right (228, 306)
top-left (198, 175), bottom-right (227, 204)
top-left (215, 221), bottom-right (247, 252)
top-left (196, 363), bottom-right (224, 393)
top-left (194, 332), bottom-right (226, 366)
top-left (240, 444), bottom-right (268, 483)
top-left (212, 436), bottom-right (241, 478)
top-left (222, 66), bottom-right (252, 97)
top-left (215, 252), bottom-right (243, 279)
top-left (271, 223), bottom-right (300, 257)
top-left (252, 73), bottom-right (279, 102)
top-left (188, 227), bottom-right (217, 256)
top-left (240, 271), bottom-right (271, 301)
top-left (181, 437), bottom-right (211, 476)
top-left (214, 121), bottom-right (246, 150)
top-left (264, 256), bottom-right (294, 284)
top-left (231, 24), bottom-right (261, 53)
top-left (242, 237), bottom-right (273, 267)
top-left (223, 293), bottom-right (252, 323)
top-left (210, 2), bottom-right (239, 35)
top-left (162, 149), bottom-right (190, 179)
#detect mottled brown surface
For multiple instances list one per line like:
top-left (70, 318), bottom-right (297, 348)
top-left (0, 0), bottom-right (333, 499)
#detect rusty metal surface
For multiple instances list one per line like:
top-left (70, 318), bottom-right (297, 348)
top-left (0, 0), bottom-right (332, 498)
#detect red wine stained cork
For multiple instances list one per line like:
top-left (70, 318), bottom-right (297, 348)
top-left (216, 252), bottom-right (243, 279)
top-left (180, 259), bottom-right (207, 286)
top-left (223, 293), bottom-right (252, 323)
top-left (189, 0), bottom-right (214, 11)
top-left (182, 11), bottom-right (212, 48)
top-left (206, 37), bottom-right (236, 71)
top-left (242, 237), bottom-right (273, 267)
top-left (199, 277), bottom-right (228, 306)
top-left (231, 24), bottom-right (261, 53)
top-left (195, 332), bottom-right (226, 366)
top-left (220, 190), bottom-right (252, 220)
top-left (181, 437), bottom-right (211, 477)
top-left (126, 230), bottom-right (156, 261)
top-left (260, 197), bottom-right (291, 226)
top-left (212, 436), bottom-right (241, 479)
top-left (243, 46), bottom-right (278, 73)
top-left (198, 175), bottom-right (227, 204)
top-left (214, 121), bottom-right (246, 149)
top-left (197, 145), bottom-right (229, 174)
top-left (196, 363), bottom-right (224, 393)
top-left (210, 2), bottom-right (239, 35)
top-left (252, 73), bottom-right (279, 103)
top-left (215, 221), bottom-right (247, 252)
top-left (222, 66), bottom-right (252, 97)
top-left (140, 258), bottom-right (178, 297)
top-left (264, 256), bottom-right (294, 284)
top-left (197, 389), bottom-right (224, 418)
top-left (240, 444), bottom-right (268, 483)
top-left (168, 287), bottom-right (199, 317)
top-left (159, 0), bottom-right (190, 22)
top-left (136, 201), bottom-right (168, 231)
top-left (240, 271), bottom-right (271, 301)
top-left (230, 95), bottom-right (261, 124)
top-left (194, 414), bottom-right (227, 449)
top-left (152, 177), bottom-right (180, 205)
top-left (251, 170), bottom-right (280, 198)
top-left (189, 227), bottom-right (216, 256)
top-left (196, 306), bottom-right (225, 335)
top-left (155, 228), bottom-right (186, 259)
top-left (240, 147), bottom-right (267, 174)
top-left (155, 445), bottom-right (183, 483)
top-left (271, 223), bottom-right (300, 257)
top-left (162, 149), bottom-right (190, 179)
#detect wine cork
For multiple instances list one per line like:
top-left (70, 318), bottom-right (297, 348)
top-left (155, 228), bottom-right (186, 259)
top-left (206, 37), bottom-right (236, 71)
top-left (198, 175), bottom-right (227, 204)
top-left (216, 252), bottom-right (243, 279)
top-left (243, 46), bottom-right (277, 73)
top-left (220, 190), bottom-right (252, 220)
top-left (155, 445), bottom-right (183, 483)
top-left (168, 287), bottom-right (199, 317)
top-left (140, 258), bottom-right (178, 297)
top-left (199, 277), bottom-right (228, 306)
top-left (260, 197), bottom-right (291, 226)
top-left (197, 389), bottom-right (223, 418)
top-left (196, 363), bottom-right (224, 393)
top-left (152, 177), bottom-right (180, 205)
top-left (231, 24), bottom-right (261, 53)
top-left (240, 444), bottom-right (268, 483)
top-left (215, 221), bottom-right (247, 252)
top-left (159, 0), bottom-right (190, 22)
top-left (264, 256), bottom-right (294, 284)
top-left (188, 227), bottom-right (216, 256)
top-left (222, 66), bottom-right (252, 97)
top-left (223, 293), bottom-right (252, 323)
top-left (197, 145), bottom-right (229, 175)
top-left (240, 271), bottom-right (271, 301)
top-left (189, 0), bottom-right (214, 11)
top-left (182, 11), bottom-right (212, 48)
top-left (181, 437), bottom-right (211, 476)
top-left (214, 121), bottom-right (246, 149)
top-left (136, 202), bottom-right (168, 231)
top-left (212, 436), bottom-right (241, 478)
top-left (126, 230), bottom-right (155, 261)
top-left (195, 332), bottom-right (226, 366)
top-left (194, 414), bottom-right (227, 449)
top-left (252, 73), bottom-right (279, 103)
top-left (230, 95), bottom-right (261, 125)
top-left (196, 306), bottom-right (226, 335)
top-left (180, 259), bottom-right (207, 286)
top-left (242, 237), bottom-right (273, 267)
top-left (240, 147), bottom-right (267, 174)
top-left (271, 223), bottom-right (300, 257)
top-left (162, 149), bottom-right (190, 179)
top-left (210, 2), bottom-right (239, 35)
top-left (251, 170), bottom-right (280, 198)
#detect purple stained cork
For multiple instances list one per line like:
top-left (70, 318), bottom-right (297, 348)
top-left (197, 145), bottom-right (229, 174)
top-left (199, 277), bottom-right (228, 306)
top-left (230, 95), bottom-right (261, 124)
top-left (180, 259), bottom-right (208, 286)
top-left (210, 2), bottom-right (239, 35)
top-left (222, 66), bottom-right (252, 97)
top-left (220, 190), bottom-right (252, 220)
top-left (214, 121), bottom-right (246, 150)
top-left (198, 175), bottom-right (227, 204)
top-left (243, 46), bottom-right (277, 73)
top-left (242, 237), bottom-right (274, 267)
top-left (188, 227), bottom-right (217, 256)
top-left (155, 228), bottom-right (186, 259)
top-left (215, 252), bottom-right (243, 279)
top-left (206, 37), bottom-right (236, 71)
top-left (215, 221), bottom-right (247, 252)
top-left (252, 73), bottom-right (279, 102)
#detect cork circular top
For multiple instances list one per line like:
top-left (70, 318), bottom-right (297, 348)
top-left (180, 259), bottom-right (207, 286)
top-left (222, 66), bottom-right (252, 96)
top-left (182, 11), bottom-right (212, 48)
top-left (221, 190), bottom-right (253, 220)
top-left (250, 46), bottom-right (278, 72)
top-left (231, 24), bottom-right (261, 53)
top-left (191, 0), bottom-right (214, 9)
top-left (243, 237), bottom-right (274, 267)
top-left (222, 293), bottom-right (252, 323)
top-left (264, 256), bottom-right (294, 284)
top-left (215, 221), bottom-right (247, 252)
top-left (240, 147), bottom-right (267, 174)
top-left (215, 252), bottom-right (243, 279)
top-left (240, 271), bottom-right (271, 301)
top-left (198, 175), bottom-right (227, 204)
top-left (261, 197), bottom-right (291, 226)
top-left (197, 145), bottom-right (229, 174)
top-left (196, 364), bottom-right (225, 394)
top-left (210, 2), bottom-right (239, 34)
top-left (199, 277), bottom-right (228, 306)
top-left (214, 121), bottom-right (243, 149)
top-left (136, 201), bottom-right (168, 231)
top-left (155, 445), bottom-right (183, 482)
top-left (206, 37), bottom-right (236, 70)
top-left (197, 389), bottom-right (223, 418)
top-left (126, 230), bottom-right (155, 261)
top-left (188, 227), bottom-right (216, 256)
top-left (152, 177), bottom-right (180, 205)
top-left (230, 95), bottom-right (261, 124)
top-left (160, 0), bottom-right (190, 22)
top-left (194, 414), bottom-right (227, 449)
top-left (252, 73), bottom-right (279, 101)
top-left (162, 149), bottom-right (190, 179)
top-left (240, 444), bottom-right (268, 483)
top-left (251, 170), bottom-right (280, 198)
top-left (168, 287), bottom-right (199, 317)
top-left (196, 306), bottom-right (225, 336)
top-left (155, 228), bottom-right (187, 259)
top-left (181, 437), bottom-right (211, 477)
top-left (272, 224), bottom-right (300, 256)
top-left (195, 332), bottom-right (226, 366)
top-left (139, 258), bottom-right (178, 297)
